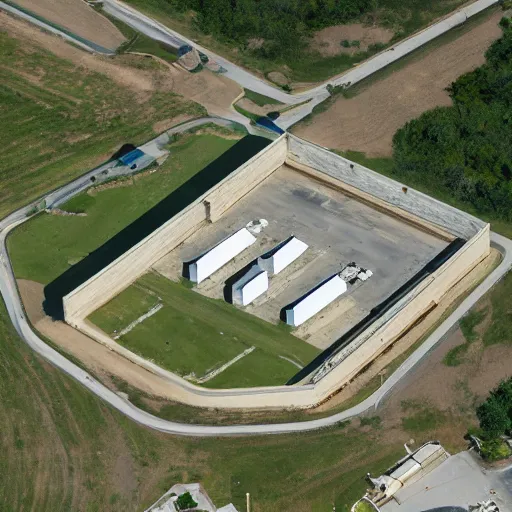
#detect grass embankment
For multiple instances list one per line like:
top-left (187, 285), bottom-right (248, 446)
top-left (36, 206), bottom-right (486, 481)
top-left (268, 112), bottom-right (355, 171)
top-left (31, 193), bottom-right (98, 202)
top-left (8, 132), bottom-right (237, 285)
top-left (99, 6), bottom-right (178, 63)
top-left (0, 297), bottom-right (410, 511)
top-left (0, 29), bottom-right (204, 220)
top-left (444, 270), bottom-right (512, 366)
top-left (119, 0), bottom-right (468, 83)
top-left (90, 272), bottom-right (320, 387)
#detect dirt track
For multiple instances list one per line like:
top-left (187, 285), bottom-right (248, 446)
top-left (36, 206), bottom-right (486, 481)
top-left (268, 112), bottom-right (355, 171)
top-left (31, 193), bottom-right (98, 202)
top-left (294, 10), bottom-right (504, 156)
top-left (1, 11), bottom-right (242, 118)
top-left (13, 0), bottom-right (126, 50)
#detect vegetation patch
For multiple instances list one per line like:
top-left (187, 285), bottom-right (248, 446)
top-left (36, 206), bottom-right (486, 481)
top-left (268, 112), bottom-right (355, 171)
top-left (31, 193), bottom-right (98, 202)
top-left (443, 307), bottom-right (489, 366)
top-left (8, 133), bottom-right (238, 284)
top-left (392, 19), bottom-right (512, 225)
top-left (89, 272), bottom-right (320, 388)
top-left (120, 0), bottom-right (469, 82)
top-left (243, 88), bottom-right (282, 107)
top-left (401, 400), bottom-right (447, 433)
top-left (0, 29), bottom-right (204, 219)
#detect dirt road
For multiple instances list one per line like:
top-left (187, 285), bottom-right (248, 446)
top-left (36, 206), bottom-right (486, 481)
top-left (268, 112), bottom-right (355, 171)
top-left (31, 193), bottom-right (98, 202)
top-left (294, 10), bottom-right (504, 156)
top-left (13, 0), bottom-right (126, 50)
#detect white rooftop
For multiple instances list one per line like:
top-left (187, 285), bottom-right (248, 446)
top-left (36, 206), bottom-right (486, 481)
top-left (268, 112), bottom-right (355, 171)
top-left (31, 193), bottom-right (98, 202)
top-left (188, 228), bottom-right (256, 284)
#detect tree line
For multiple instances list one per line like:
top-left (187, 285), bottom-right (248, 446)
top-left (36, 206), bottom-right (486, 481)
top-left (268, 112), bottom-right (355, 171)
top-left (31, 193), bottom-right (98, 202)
top-left (392, 18), bottom-right (512, 222)
top-left (167, 0), bottom-right (375, 59)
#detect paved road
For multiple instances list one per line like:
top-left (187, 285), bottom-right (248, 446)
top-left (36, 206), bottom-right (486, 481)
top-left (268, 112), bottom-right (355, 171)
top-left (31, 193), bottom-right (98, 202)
top-left (1, 118), bottom-right (511, 435)
top-left (102, 0), bottom-right (498, 128)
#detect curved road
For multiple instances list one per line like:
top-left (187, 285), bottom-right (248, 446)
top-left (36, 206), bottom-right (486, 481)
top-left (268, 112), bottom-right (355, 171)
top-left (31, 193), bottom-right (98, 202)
top-left (102, 0), bottom-right (498, 128)
top-left (1, 117), bottom-right (511, 435)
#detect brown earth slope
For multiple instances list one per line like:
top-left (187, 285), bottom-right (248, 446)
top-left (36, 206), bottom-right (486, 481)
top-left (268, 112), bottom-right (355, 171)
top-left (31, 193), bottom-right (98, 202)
top-left (13, 0), bottom-right (126, 50)
top-left (1, 11), bottom-right (242, 117)
top-left (294, 10), bottom-right (504, 157)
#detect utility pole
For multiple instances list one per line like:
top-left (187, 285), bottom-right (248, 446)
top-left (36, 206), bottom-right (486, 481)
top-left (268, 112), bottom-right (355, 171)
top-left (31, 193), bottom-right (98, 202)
top-left (246, 492), bottom-right (250, 512)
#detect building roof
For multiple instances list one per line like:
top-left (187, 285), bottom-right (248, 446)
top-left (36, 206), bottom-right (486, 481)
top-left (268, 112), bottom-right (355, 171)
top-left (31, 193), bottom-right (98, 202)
top-left (189, 228), bottom-right (256, 284)
top-left (285, 275), bottom-right (347, 327)
top-left (258, 236), bottom-right (308, 275)
top-left (232, 265), bottom-right (269, 306)
top-left (118, 148), bottom-right (145, 166)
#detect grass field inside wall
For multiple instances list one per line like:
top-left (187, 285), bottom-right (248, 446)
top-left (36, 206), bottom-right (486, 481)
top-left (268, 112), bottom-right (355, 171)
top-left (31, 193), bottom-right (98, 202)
top-left (89, 272), bottom-right (320, 388)
top-left (0, 30), bottom-right (204, 220)
top-left (8, 132), bottom-right (238, 285)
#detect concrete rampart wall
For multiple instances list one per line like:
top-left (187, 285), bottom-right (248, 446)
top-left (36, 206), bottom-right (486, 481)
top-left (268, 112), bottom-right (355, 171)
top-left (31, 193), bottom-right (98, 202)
top-left (286, 135), bottom-right (485, 239)
top-left (62, 134), bottom-right (491, 409)
top-left (74, 223), bottom-right (489, 409)
top-left (312, 224), bottom-right (490, 395)
top-left (64, 135), bottom-right (287, 324)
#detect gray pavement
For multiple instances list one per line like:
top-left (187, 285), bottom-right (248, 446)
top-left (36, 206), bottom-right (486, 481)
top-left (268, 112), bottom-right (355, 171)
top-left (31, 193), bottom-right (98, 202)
top-left (381, 452), bottom-right (512, 512)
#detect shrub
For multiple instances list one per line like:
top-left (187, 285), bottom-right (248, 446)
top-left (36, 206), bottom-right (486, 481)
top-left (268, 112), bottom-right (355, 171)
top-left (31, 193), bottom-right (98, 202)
top-left (176, 492), bottom-right (198, 511)
top-left (480, 438), bottom-right (511, 461)
top-left (477, 397), bottom-right (511, 439)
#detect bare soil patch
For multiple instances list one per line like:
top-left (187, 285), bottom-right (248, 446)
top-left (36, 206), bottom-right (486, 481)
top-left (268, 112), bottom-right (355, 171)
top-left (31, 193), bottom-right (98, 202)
top-left (268, 71), bottom-right (289, 86)
top-left (312, 24), bottom-right (393, 57)
top-left (294, 10), bottom-right (503, 156)
top-left (14, 0), bottom-right (126, 50)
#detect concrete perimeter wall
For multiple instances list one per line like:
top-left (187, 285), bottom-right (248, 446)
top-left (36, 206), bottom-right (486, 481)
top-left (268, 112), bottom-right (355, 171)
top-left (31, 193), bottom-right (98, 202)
top-left (62, 134), bottom-right (491, 409)
top-left (64, 134), bottom-right (288, 325)
top-left (311, 224), bottom-right (490, 394)
top-left (287, 135), bottom-right (485, 240)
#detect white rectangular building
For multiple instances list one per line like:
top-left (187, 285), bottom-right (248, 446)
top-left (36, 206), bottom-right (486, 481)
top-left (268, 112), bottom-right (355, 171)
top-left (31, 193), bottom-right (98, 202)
top-left (232, 265), bottom-right (269, 306)
top-left (258, 236), bottom-right (308, 275)
top-left (285, 275), bottom-right (347, 327)
top-left (188, 228), bottom-right (256, 284)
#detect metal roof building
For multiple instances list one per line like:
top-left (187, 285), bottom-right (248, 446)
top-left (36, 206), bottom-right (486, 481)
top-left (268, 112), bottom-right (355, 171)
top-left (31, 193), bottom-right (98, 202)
top-left (232, 265), bottom-right (269, 306)
top-left (285, 275), bottom-right (347, 327)
top-left (258, 236), bottom-right (308, 275)
top-left (188, 228), bottom-right (256, 284)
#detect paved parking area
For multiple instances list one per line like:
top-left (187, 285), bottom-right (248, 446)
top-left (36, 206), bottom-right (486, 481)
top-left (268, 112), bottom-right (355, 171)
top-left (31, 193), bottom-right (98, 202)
top-left (382, 452), bottom-right (512, 512)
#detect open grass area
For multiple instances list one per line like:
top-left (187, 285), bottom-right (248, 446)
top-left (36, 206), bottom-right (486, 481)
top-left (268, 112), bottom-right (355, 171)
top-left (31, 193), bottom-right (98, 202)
top-left (0, 298), bottom-right (411, 511)
top-left (8, 132), bottom-right (238, 285)
top-left (0, 29), bottom-right (204, 220)
top-left (119, 0), bottom-right (468, 83)
top-left (90, 272), bottom-right (320, 387)
top-left (243, 88), bottom-right (282, 106)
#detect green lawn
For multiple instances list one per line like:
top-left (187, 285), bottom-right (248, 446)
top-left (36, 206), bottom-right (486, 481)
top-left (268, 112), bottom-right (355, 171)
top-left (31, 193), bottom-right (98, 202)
top-left (89, 272), bottom-right (320, 387)
top-left (0, 29), bottom-right (204, 220)
top-left (243, 88), bottom-right (282, 107)
top-left (8, 132), bottom-right (238, 285)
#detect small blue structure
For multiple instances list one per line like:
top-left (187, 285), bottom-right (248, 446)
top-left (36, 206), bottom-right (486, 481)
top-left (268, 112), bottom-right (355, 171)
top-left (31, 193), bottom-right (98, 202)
top-left (255, 117), bottom-right (285, 135)
top-left (118, 148), bottom-right (154, 170)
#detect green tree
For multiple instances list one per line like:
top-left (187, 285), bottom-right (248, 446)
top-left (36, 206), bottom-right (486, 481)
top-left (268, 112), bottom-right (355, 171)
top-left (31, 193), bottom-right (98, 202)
top-left (477, 396), bottom-right (511, 439)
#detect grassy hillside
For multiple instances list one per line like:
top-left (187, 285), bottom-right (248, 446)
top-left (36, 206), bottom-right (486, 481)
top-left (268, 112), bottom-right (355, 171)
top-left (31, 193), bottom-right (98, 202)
top-left (89, 272), bottom-right (320, 388)
top-left (0, 297), bottom-right (408, 511)
top-left (0, 28), bottom-right (204, 220)
top-left (8, 132), bottom-right (238, 284)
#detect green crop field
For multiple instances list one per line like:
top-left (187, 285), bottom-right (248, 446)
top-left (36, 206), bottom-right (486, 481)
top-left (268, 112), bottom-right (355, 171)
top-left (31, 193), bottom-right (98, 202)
top-left (8, 132), bottom-right (239, 285)
top-left (0, 28), bottom-right (204, 220)
top-left (89, 272), bottom-right (320, 388)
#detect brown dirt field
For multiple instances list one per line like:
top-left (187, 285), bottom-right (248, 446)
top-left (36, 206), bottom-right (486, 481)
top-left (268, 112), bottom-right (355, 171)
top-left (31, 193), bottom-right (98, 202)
top-left (312, 24), bottom-right (393, 57)
top-left (14, 0), bottom-right (126, 50)
top-left (2, 12), bottom-right (242, 118)
top-left (294, 10), bottom-right (504, 156)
